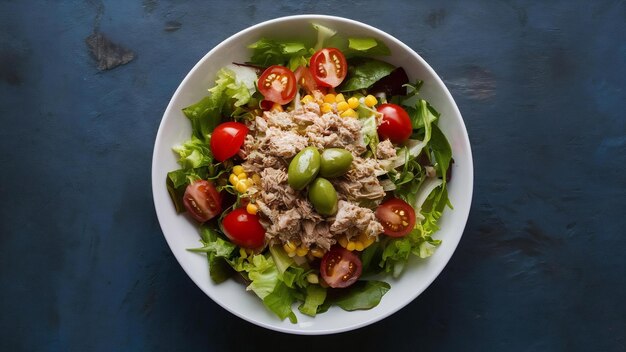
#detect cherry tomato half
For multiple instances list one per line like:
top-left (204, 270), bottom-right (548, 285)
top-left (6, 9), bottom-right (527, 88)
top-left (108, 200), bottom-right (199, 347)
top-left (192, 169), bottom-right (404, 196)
top-left (375, 198), bottom-right (416, 237)
top-left (222, 208), bottom-right (266, 249)
top-left (320, 246), bottom-right (362, 288)
top-left (376, 103), bottom-right (412, 144)
top-left (309, 48), bottom-right (348, 88)
top-left (294, 65), bottom-right (319, 94)
top-left (257, 65), bottom-right (297, 105)
top-left (183, 180), bottom-right (222, 223)
top-left (210, 122), bottom-right (248, 162)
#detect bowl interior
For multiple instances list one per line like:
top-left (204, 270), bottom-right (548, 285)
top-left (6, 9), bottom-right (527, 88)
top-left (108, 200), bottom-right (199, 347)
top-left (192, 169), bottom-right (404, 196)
top-left (152, 15), bottom-right (473, 335)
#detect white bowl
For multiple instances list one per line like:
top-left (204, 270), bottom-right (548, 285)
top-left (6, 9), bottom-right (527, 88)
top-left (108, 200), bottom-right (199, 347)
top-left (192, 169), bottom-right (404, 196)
top-left (152, 15), bottom-right (473, 335)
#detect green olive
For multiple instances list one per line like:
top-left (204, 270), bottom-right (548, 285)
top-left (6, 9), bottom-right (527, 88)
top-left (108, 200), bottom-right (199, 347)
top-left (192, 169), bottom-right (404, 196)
top-left (308, 178), bottom-right (338, 215)
top-left (319, 148), bottom-right (353, 178)
top-left (288, 147), bottom-right (321, 190)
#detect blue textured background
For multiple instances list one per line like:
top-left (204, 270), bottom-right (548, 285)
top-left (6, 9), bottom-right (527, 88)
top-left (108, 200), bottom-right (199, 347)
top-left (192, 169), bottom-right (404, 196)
top-left (1, 1), bottom-right (625, 351)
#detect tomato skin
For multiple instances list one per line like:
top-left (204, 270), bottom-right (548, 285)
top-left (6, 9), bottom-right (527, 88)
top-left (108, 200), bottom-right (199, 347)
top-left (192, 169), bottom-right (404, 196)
top-left (376, 103), bottom-right (413, 144)
top-left (294, 65), bottom-right (318, 94)
top-left (257, 65), bottom-right (297, 105)
top-left (375, 198), bottom-right (416, 237)
top-left (210, 122), bottom-right (248, 162)
top-left (320, 246), bottom-right (362, 288)
top-left (222, 208), bottom-right (266, 249)
top-left (183, 180), bottom-right (222, 223)
top-left (309, 48), bottom-right (348, 88)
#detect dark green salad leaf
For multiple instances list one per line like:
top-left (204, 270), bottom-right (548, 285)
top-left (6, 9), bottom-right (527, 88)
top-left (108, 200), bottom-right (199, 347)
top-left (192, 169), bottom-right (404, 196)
top-left (339, 59), bottom-right (396, 92)
top-left (327, 281), bottom-right (391, 311)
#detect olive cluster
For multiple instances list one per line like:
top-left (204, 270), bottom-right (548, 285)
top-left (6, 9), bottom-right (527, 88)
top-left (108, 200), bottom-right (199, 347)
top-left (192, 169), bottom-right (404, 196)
top-left (287, 147), bottom-right (353, 215)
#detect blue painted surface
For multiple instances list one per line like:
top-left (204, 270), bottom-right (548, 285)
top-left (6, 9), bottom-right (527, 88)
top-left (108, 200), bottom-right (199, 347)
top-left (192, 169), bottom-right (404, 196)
top-left (1, 1), bottom-right (625, 351)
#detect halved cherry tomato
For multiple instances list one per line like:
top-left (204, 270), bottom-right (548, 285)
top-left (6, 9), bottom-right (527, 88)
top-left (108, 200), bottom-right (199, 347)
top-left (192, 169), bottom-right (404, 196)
top-left (210, 122), bottom-right (248, 162)
top-left (294, 65), bottom-right (318, 94)
top-left (376, 103), bottom-right (413, 144)
top-left (309, 48), bottom-right (348, 88)
top-left (257, 65), bottom-right (297, 105)
top-left (183, 180), bottom-right (222, 223)
top-left (375, 198), bottom-right (416, 237)
top-left (320, 246), bottom-right (362, 288)
top-left (222, 208), bottom-right (266, 249)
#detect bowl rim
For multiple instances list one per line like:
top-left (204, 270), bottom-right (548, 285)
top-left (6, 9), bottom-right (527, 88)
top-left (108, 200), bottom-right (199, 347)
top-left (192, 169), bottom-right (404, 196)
top-left (152, 14), bottom-right (474, 335)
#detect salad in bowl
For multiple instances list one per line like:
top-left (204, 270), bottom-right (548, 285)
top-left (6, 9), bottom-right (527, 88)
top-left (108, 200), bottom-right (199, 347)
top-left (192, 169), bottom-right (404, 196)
top-left (152, 15), bottom-right (472, 334)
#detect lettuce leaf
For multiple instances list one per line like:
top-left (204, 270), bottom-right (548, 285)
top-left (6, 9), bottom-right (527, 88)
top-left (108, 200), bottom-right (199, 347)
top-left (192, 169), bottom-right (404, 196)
top-left (263, 282), bottom-right (298, 323)
top-left (298, 284), bottom-right (327, 317)
top-left (339, 59), bottom-right (396, 92)
top-left (172, 135), bottom-right (212, 169)
top-left (380, 224), bottom-right (441, 277)
top-left (248, 38), bottom-right (310, 69)
top-left (327, 281), bottom-right (391, 311)
top-left (187, 226), bottom-right (237, 284)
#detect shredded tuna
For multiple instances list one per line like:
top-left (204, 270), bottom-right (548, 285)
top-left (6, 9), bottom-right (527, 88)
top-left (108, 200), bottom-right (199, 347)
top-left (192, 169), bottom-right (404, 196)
top-left (242, 104), bottom-right (387, 250)
top-left (376, 139), bottom-right (397, 159)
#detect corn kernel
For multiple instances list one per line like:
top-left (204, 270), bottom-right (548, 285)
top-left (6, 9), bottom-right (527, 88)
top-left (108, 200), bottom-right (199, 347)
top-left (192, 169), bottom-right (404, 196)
top-left (346, 241), bottom-right (356, 251)
top-left (271, 103), bottom-right (283, 112)
top-left (245, 179), bottom-right (254, 187)
top-left (355, 242), bottom-right (364, 251)
top-left (306, 273), bottom-right (319, 284)
top-left (321, 103), bottom-right (333, 113)
top-left (246, 203), bottom-right (258, 215)
top-left (295, 246), bottom-right (309, 257)
top-left (235, 180), bottom-right (248, 193)
top-left (335, 93), bottom-right (345, 102)
top-left (233, 165), bottom-right (245, 175)
top-left (323, 94), bottom-right (336, 103)
top-left (336, 101), bottom-right (349, 111)
top-left (340, 108), bottom-right (358, 118)
top-left (301, 94), bottom-right (314, 104)
top-left (285, 241), bottom-right (296, 251)
top-left (338, 236), bottom-right (349, 248)
top-left (310, 248), bottom-right (325, 258)
top-left (363, 236), bottom-right (375, 247)
top-left (229, 174), bottom-right (239, 185)
top-left (347, 97), bottom-right (360, 109)
top-left (364, 95), bottom-right (378, 107)
top-left (252, 174), bottom-right (261, 185)
top-left (237, 172), bottom-right (247, 180)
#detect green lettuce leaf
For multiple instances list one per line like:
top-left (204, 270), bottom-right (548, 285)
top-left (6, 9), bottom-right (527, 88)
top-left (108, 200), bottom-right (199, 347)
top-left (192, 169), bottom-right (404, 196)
top-left (339, 59), bottom-right (396, 92)
top-left (380, 224), bottom-right (441, 277)
top-left (347, 37), bottom-right (391, 56)
top-left (298, 284), bottom-right (327, 317)
top-left (187, 226), bottom-right (237, 284)
top-left (244, 254), bottom-right (280, 299)
top-left (263, 282), bottom-right (298, 323)
top-left (330, 281), bottom-right (391, 311)
top-left (172, 136), bottom-right (212, 169)
top-left (248, 38), bottom-right (310, 69)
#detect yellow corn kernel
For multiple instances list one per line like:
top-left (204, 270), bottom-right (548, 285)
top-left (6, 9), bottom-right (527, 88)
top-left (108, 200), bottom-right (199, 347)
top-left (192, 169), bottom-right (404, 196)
top-left (237, 172), bottom-right (247, 180)
top-left (235, 180), bottom-right (248, 193)
top-left (295, 246), bottom-right (309, 257)
top-left (232, 165), bottom-right (245, 175)
top-left (335, 93), bottom-right (345, 102)
top-left (229, 174), bottom-right (239, 185)
top-left (246, 203), bottom-right (258, 215)
top-left (354, 242), bottom-right (365, 251)
top-left (338, 236), bottom-right (349, 248)
top-left (306, 273), bottom-right (319, 284)
top-left (364, 95), bottom-right (378, 107)
top-left (239, 247), bottom-right (248, 258)
top-left (321, 102), bottom-right (333, 113)
top-left (336, 101), bottom-right (349, 111)
top-left (301, 94), bottom-right (314, 104)
top-left (310, 247), bottom-right (325, 258)
top-left (284, 241), bottom-right (296, 254)
top-left (346, 241), bottom-right (356, 251)
top-left (271, 103), bottom-right (283, 112)
top-left (362, 235), bottom-right (375, 247)
top-left (252, 174), bottom-right (261, 185)
top-left (347, 97), bottom-right (360, 109)
top-left (323, 93), bottom-right (336, 103)
top-left (244, 179), bottom-right (254, 187)
top-left (340, 108), bottom-right (358, 118)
